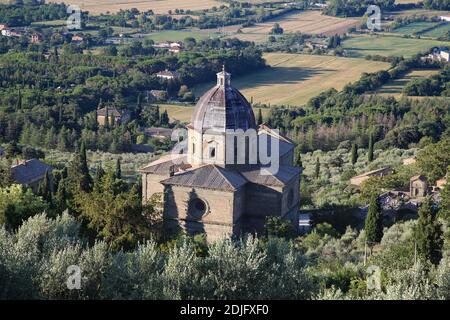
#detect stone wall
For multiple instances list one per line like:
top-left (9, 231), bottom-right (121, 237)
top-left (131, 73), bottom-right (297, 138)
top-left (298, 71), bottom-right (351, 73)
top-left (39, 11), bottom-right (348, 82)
top-left (163, 185), bottom-right (245, 242)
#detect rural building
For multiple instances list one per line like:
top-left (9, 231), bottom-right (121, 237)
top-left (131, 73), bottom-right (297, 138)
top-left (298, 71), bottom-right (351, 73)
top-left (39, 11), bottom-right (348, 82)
top-left (350, 167), bottom-right (394, 187)
top-left (154, 41), bottom-right (183, 53)
top-left (139, 67), bottom-right (301, 242)
top-left (423, 48), bottom-right (450, 63)
top-left (410, 175), bottom-right (427, 198)
top-left (435, 178), bottom-right (447, 191)
top-left (71, 35), bottom-right (84, 42)
top-left (30, 33), bottom-right (43, 44)
top-left (1, 28), bottom-right (22, 37)
top-left (96, 107), bottom-right (131, 126)
top-left (146, 127), bottom-right (173, 140)
top-left (440, 49), bottom-right (450, 62)
top-left (11, 159), bottom-right (53, 192)
top-left (0, 24), bottom-right (8, 31)
top-left (440, 16), bottom-right (450, 22)
top-left (156, 69), bottom-right (181, 81)
top-left (146, 90), bottom-right (168, 102)
top-left (403, 157), bottom-right (416, 165)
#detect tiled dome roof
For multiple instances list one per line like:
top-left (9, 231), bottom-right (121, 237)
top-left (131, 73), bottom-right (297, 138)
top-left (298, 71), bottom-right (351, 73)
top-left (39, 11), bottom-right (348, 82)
top-left (190, 67), bottom-right (256, 132)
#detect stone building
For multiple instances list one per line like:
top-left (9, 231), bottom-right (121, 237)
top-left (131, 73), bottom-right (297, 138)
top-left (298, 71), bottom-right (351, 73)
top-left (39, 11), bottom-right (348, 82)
top-left (11, 159), bottom-right (53, 192)
top-left (410, 175), bottom-right (428, 198)
top-left (139, 67), bottom-right (301, 241)
top-left (97, 107), bottom-right (131, 126)
top-left (350, 167), bottom-right (394, 188)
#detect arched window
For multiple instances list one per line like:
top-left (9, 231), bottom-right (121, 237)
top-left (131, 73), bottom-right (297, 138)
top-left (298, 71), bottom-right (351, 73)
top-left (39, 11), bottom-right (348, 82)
top-left (209, 147), bottom-right (216, 159)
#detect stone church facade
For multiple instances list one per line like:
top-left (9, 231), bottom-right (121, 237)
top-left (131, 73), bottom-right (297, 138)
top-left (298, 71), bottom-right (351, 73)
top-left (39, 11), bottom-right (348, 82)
top-left (139, 68), bottom-right (301, 241)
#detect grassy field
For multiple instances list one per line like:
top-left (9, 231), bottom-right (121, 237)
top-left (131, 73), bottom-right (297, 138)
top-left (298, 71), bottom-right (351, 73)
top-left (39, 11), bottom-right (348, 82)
top-left (233, 10), bottom-right (360, 43)
top-left (392, 21), bottom-right (439, 35)
top-left (421, 23), bottom-right (450, 38)
top-left (374, 69), bottom-right (440, 98)
top-left (342, 35), bottom-right (450, 58)
top-left (144, 29), bottom-right (215, 42)
top-left (193, 53), bottom-right (390, 107)
top-left (50, 0), bottom-right (221, 14)
top-left (159, 104), bottom-right (271, 123)
top-left (389, 8), bottom-right (450, 18)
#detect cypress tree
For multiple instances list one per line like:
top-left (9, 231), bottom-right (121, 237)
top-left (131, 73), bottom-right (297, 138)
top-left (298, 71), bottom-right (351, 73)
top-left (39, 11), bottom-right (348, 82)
top-left (38, 170), bottom-right (52, 205)
top-left (54, 178), bottom-right (67, 212)
top-left (368, 134), bottom-right (374, 162)
top-left (257, 109), bottom-right (263, 126)
top-left (415, 196), bottom-right (443, 265)
top-left (294, 147), bottom-right (303, 168)
top-left (68, 141), bottom-right (92, 192)
top-left (115, 158), bottom-right (122, 180)
top-left (365, 194), bottom-right (383, 247)
top-left (315, 157), bottom-right (320, 179)
top-left (160, 110), bottom-right (169, 127)
top-left (351, 143), bottom-right (358, 166)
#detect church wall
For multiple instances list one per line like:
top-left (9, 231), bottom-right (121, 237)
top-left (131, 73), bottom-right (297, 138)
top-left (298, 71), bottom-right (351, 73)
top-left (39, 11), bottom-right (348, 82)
top-left (142, 173), bottom-right (167, 204)
top-left (280, 150), bottom-right (294, 166)
top-left (163, 185), bottom-right (243, 241)
top-left (201, 133), bottom-right (226, 166)
top-left (188, 128), bottom-right (203, 165)
top-left (281, 177), bottom-right (300, 217)
top-left (244, 183), bottom-right (283, 218)
top-left (280, 177), bottom-right (300, 232)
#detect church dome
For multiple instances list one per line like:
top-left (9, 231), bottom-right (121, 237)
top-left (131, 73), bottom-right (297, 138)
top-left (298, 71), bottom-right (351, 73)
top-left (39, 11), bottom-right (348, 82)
top-left (190, 67), bottom-right (256, 132)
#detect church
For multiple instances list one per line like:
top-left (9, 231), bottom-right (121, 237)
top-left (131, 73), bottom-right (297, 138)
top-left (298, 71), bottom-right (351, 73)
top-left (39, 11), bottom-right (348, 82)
top-left (139, 67), bottom-right (301, 241)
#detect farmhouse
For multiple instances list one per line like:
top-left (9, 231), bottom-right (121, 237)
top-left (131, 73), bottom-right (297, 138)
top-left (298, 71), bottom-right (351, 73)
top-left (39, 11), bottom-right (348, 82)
top-left (11, 159), bottom-right (53, 192)
top-left (96, 107), bottom-right (131, 126)
top-left (403, 157), bottom-right (416, 165)
top-left (350, 167), bottom-right (394, 187)
top-left (146, 127), bottom-right (173, 140)
top-left (139, 67), bottom-right (301, 242)
top-left (146, 90), bottom-right (168, 102)
top-left (71, 35), bottom-right (84, 42)
top-left (1, 28), bottom-right (22, 37)
top-left (31, 33), bottom-right (43, 44)
top-left (423, 48), bottom-right (450, 63)
top-left (440, 16), bottom-right (450, 22)
top-left (156, 69), bottom-right (181, 81)
top-left (435, 178), bottom-right (447, 191)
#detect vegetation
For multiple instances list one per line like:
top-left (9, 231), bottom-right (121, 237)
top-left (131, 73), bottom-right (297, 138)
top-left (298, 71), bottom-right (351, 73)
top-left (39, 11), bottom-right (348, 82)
top-left (0, 212), bottom-right (448, 299)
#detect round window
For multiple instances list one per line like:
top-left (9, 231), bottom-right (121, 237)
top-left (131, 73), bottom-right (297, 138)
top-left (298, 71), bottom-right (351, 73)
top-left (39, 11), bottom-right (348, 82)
top-left (188, 198), bottom-right (208, 220)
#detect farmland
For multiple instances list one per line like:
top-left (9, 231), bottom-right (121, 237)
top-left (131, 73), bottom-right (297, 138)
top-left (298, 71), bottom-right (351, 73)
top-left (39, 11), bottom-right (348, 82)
top-left (392, 21), bottom-right (439, 35)
top-left (342, 35), bottom-right (450, 58)
top-left (373, 69), bottom-right (441, 98)
top-left (159, 104), bottom-right (270, 123)
top-left (193, 53), bottom-right (390, 107)
top-left (421, 23), bottom-right (450, 38)
top-left (232, 10), bottom-right (360, 43)
top-left (144, 29), bottom-right (215, 42)
top-left (50, 0), bottom-right (222, 14)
